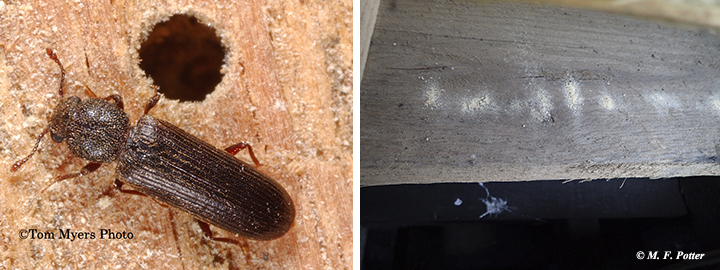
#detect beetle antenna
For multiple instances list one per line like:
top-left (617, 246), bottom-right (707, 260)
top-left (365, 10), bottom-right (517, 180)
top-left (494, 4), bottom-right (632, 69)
top-left (46, 48), bottom-right (66, 97)
top-left (11, 127), bottom-right (49, 171)
top-left (11, 49), bottom-right (66, 172)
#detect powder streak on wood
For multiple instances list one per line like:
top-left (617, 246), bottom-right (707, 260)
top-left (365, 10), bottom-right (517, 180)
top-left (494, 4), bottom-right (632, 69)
top-left (361, 0), bottom-right (720, 186)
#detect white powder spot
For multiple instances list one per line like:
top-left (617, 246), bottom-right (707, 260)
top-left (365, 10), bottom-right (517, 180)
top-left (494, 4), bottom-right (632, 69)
top-left (599, 94), bottom-right (614, 110)
top-left (647, 92), bottom-right (680, 113)
top-left (708, 98), bottom-right (720, 118)
top-left (461, 93), bottom-right (493, 113)
top-left (96, 196), bottom-right (112, 210)
top-left (271, 100), bottom-right (286, 111)
top-left (454, 198), bottom-right (463, 206)
top-left (712, 99), bottom-right (720, 111)
top-left (478, 183), bottom-right (513, 218)
top-left (529, 89), bottom-right (553, 123)
top-left (564, 77), bottom-right (582, 113)
top-left (423, 80), bottom-right (442, 109)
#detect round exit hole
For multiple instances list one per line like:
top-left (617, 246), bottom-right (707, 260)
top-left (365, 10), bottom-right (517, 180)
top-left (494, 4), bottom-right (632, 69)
top-left (139, 15), bottom-right (225, 102)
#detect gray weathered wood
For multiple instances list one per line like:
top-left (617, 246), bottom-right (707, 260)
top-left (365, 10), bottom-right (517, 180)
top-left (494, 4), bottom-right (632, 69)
top-left (361, 0), bottom-right (720, 186)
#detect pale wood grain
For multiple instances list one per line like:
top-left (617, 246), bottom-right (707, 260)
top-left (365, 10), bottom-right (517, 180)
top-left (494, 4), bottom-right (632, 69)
top-left (0, 0), bottom-right (352, 268)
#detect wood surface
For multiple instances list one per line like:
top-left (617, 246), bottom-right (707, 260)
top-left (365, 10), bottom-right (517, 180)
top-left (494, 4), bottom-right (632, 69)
top-left (0, 0), bottom-right (352, 269)
top-left (361, 0), bottom-right (381, 79)
top-left (361, 0), bottom-right (720, 186)
top-left (360, 0), bottom-right (720, 79)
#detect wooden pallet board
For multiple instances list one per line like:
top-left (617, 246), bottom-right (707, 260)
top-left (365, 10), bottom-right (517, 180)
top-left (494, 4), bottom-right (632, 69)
top-left (361, 0), bottom-right (720, 186)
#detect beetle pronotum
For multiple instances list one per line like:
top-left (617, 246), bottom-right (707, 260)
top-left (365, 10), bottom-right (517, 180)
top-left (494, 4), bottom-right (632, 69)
top-left (12, 48), bottom-right (295, 242)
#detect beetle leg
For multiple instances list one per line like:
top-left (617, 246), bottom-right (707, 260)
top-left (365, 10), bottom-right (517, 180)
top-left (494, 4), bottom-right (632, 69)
top-left (198, 220), bottom-right (240, 245)
top-left (82, 83), bottom-right (123, 110)
top-left (114, 179), bottom-right (147, 196)
top-left (82, 81), bottom-right (123, 111)
top-left (115, 180), bottom-right (175, 210)
top-left (143, 85), bottom-right (161, 115)
top-left (57, 162), bottom-right (102, 180)
top-left (224, 142), bottom-right (261, 167)
top-left (41, 162), bottom-right (102, 192)
top-left (103, 94), bottom-right (124, 110)
top-left (83, 85), bottom-right (98, 98)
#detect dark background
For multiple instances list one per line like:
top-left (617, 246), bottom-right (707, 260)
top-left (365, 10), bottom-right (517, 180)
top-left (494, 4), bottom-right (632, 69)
top-left (361, 177), bottom-right (720, 269)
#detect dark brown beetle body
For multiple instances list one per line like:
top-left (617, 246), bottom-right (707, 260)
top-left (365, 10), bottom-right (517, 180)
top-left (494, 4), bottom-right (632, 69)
top-left (12, 49), bottom-right (295, 241)
top-left (51, 97), bottom-right (130, 163)
top-left (120, 116), bottom-right (294, 240)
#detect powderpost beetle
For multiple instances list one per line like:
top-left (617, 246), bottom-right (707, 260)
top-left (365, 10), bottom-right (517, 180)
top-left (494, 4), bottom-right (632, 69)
top-left (11, 49), bottom-right (295, 241)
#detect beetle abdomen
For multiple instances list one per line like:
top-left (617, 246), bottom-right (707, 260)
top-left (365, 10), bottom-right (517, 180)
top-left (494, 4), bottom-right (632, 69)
top-left (118, 115), bottom-right (295, 240)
